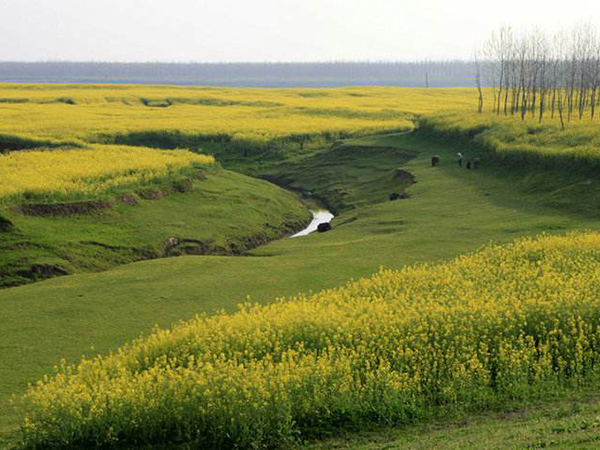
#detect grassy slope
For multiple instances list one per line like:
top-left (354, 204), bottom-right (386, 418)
top-left (419, 110), bottom-right (600, 177)
top-left (0, 168), bottom-right (310, 287)
top-left (101, 395), bottom-right (600, 450)
top-left (304, 390), bottom-right (600, 450)
top-left (255, 137), bottom-right (416, 214)
top-left (3, 132), bottom-right (600, 444)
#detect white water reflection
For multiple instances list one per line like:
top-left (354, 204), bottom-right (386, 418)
top-left (290, 210), bottom-right (334, 237)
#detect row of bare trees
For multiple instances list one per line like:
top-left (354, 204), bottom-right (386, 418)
top-left (478, 25), bottom-right (600, 129)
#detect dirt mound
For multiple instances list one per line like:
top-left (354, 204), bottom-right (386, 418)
top-left (0, 214), bottom-right (14, 232)
top-left (20, 194), bottom-right (140, 216)
top-left (136, 188), bottom-right (164, 200)
top-left (163, 219), bottom-right (309, 257)
top-left (19, 174), bottom-right (204, 217)
top-left (12, 264), bottom-right (69, 287)
top-left (20, 200), bottom-right (114, 216)
top-left (392, 168), bottom-right (416, 184)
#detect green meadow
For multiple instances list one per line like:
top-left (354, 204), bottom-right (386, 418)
top-left (5, 127), bottom-right (600, 447)
top-left (4, 84), bottom-right (600, 448)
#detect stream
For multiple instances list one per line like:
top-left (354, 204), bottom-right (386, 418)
top-left (290, 210), bottom-right (334, 238)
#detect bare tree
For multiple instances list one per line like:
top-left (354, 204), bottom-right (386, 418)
top-left (474, 51), bottom-right (484, 113)
top-left (481, 24), bottom-right (600, 128)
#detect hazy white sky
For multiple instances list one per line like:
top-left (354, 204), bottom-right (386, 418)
top-left (2, 0), bottom-right (600, 62)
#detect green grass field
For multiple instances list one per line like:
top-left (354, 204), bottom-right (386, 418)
top-left (0, 167), bottom-right (310, 287)
top-left (4, 130), bottom-right (600, 447)
top-left (305, 389), bottom-right (600, 450)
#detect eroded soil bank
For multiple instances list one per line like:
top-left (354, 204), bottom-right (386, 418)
top-left (0, 134), bottom-right (417, 289)
top-left (7, 131), bottom-right (600, 444)
top-left (0, 168), bottom-right (311, 288)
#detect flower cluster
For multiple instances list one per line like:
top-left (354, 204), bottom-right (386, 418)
top-left (17, 232), bottom-right (600, 449)
top-left (0, 145), bottom-right (214, 203)
top-left (0, 85), bottom-right (477, 148)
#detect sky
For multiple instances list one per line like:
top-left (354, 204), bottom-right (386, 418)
top-left (2, 0), bottom-right (600, 62)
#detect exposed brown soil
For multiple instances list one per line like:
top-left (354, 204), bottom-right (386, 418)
top-left (20, 199), bottom-right (114, 216)
top-left (119, 193), bottom-right (140, 206)
top-left (18, 171), bottom-right (205, 217)
top-left (162, 218), bottom-right (310, 257)
top-left (192, 170), bottom-right (208, 181)
top-left (392, 168), bottom-right (416, 184)
top-left (136, 188), bottom-right (164, 200)
top-left (11, 264), bottom-right (70, 287)
top-left (172, 178), bottom-right (194, 193)
top-left (1, 214), bottom-right (311, 290)
top-left (0, 214), bottom-right (15, 232)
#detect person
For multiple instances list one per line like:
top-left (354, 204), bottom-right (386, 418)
top-left (457, 152), bottom-right (463, 167)
top-left (431, 155), bottom-right (440, 167)
top-left (473, 157), bottom-right (480, 169)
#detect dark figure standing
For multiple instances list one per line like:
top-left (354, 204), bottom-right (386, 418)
top-left (472, 157), bottom-right (480, 169)
top-left (466, 160), bottom-right (472, 170)
top-left (431, 155), bottom-right (440, 167)
top-left (457, 152), bottom-right (463, 167)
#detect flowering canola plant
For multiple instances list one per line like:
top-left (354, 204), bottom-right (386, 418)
top-left (0, 145), bottom-right (214, 204)
top-left (17, 232), bottom-right (600, 449)
top-left (0, 85), bottom-right (477, 146)
top-left (0, 85), bottom-right (477, 204)
top-left (420, 110), bottom-right (600, 173)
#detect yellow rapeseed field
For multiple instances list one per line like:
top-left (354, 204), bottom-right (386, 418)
top-left (420, 109), bottom-right (600, 172)
top-left (0, 84), bottom-right (478, 203)
top-left (17, 232), bottom-right (600, 449)
top-left (0, 145), bottom-right (213, 204)
top-left (0, 84), bottom-right (476, 146)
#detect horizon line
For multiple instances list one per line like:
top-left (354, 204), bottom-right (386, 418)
top-left (0, 59), bottom-right (474, 65)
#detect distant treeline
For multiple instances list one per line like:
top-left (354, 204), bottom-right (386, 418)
top-left (479, 24), bottom-right (600, 127)
top-left (0, 61), bottom-right (477, 87)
